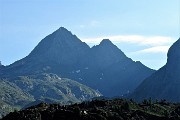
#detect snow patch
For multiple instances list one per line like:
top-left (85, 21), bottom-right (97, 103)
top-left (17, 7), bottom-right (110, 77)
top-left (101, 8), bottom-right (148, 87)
top-left (79, 78), bottom-right (83, 81)
top-left (76, 70), bottom-right (80, 73)
top-left (85, 67), bottom-right (89, 69)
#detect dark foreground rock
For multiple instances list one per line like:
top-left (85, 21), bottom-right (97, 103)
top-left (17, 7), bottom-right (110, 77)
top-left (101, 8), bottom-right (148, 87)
top-left (2, 98), bottom-right (180, 120)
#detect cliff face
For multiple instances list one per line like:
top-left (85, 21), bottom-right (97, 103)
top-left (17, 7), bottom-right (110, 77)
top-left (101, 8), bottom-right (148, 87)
top-left (165, 39), bottom-right (180, 81)
top-left (27, 27), bottom-right (90, 65)
top-left (131, 38), bottom-right (180, 102)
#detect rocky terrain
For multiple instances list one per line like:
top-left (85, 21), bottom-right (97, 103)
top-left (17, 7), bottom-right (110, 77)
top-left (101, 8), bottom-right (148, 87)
top-left (2, 98), bottom-right (180, 120)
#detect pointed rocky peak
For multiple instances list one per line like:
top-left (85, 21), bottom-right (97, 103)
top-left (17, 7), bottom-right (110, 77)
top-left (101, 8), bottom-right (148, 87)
top-left (30, 27), bottom-right (89, 53)
top-left (98, 39), bottom-right (120, 50)
top-left (100, 39), bottom-right (113, 46)
top-left (86, 39), bottom-right (128, 68)
top-left (47, 27), bottom-right (86, 46)
top-left (54, 27), bottom-right (74, 38)
top-left (57, 26), bottom-right (70, 32)
top-left (24, 27), bottom-right (90, 65)
top-left (94, 39), bottom-right (126, 58)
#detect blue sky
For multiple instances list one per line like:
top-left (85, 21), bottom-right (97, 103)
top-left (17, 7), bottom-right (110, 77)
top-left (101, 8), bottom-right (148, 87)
top-left (0, 0), bottom-right (179, 70)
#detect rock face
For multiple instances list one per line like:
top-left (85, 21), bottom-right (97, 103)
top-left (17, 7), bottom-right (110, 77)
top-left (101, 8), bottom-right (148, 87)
top-left (131, 38), bottom-right (180, 102)
top-left (0, 27), bottom-right (155, 97)
top-left (166, 38), bottom-right (180, 81)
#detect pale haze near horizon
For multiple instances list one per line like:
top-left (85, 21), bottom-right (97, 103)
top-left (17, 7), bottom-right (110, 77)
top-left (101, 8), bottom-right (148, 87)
top-left (0, 0), bottom-right (179, 70)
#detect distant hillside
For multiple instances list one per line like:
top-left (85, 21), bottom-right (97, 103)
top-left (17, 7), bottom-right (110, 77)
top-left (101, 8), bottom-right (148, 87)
top-left (2, 98), bottom-right (180, 120)
top-left (0, 73), bottom-right (101, 118)
top-left (131, 38), bottom-right (180, 102)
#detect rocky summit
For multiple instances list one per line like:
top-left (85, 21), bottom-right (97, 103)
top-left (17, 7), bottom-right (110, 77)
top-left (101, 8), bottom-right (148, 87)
top-left (1, 27), bottom-right (90, 77)
top-left (131, 38), bottom-right (180, 102)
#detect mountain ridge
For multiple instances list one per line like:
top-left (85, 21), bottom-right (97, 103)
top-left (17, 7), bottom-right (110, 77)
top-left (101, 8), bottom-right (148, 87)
top-left (0, 27), bottom-right (156, 117)
top-left (0, 27), bottom-right (155, 97)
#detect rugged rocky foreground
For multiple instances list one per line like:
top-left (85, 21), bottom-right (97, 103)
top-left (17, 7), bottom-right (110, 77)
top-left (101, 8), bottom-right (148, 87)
top-left (2, 98), bottom-right (180, 120)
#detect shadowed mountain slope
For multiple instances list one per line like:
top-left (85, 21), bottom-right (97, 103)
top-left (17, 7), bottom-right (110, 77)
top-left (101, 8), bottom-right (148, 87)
top-left (131, 38), bottom-right (180, 102)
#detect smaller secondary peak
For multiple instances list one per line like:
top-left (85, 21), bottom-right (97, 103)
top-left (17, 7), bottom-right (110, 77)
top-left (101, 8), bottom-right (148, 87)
top-left (100, 39), bottom-right (113, 46)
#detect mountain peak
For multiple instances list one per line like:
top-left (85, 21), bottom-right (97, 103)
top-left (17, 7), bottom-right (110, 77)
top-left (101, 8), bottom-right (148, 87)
top-left (53, 27), bottom-right (75, 40)
top-left (86, 39), bottom-right (128, 69)
top-left (56, 27), bottom-right (71, 34)
top-left (58, 26), bottom-right (68, 30)
top-left (96, 39), bottom-right (126, 57)
top-left (99, 39), bottom-right (114, 46)
top-left (24, 27), bottom-right (90, 65)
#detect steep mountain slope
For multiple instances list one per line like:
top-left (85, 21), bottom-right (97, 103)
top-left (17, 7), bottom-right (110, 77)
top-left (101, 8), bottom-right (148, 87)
top-left (8, 73), bottom-right (101, 103)
top-left (0, 80), bottom-right (34, 118)
top-left (81, 39), bottom-right (128, 69)
top-left (1, 27), bottom-right (90, 77)
top-left (69, 39), bottom-right (155, 96)
top-left (131, 38), bottom-right (180, 102)
top-left (0, 27), bottom-right (155, 97)
top-left (0, 73), bottom-right (101, 118)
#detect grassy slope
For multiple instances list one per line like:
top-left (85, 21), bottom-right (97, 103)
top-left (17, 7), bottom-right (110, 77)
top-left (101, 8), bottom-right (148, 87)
top-left (0, 73), bottom-right (101, 118)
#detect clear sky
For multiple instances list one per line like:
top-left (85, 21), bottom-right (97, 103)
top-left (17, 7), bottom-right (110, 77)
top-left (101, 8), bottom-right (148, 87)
top-left (0, 0), bottom-right (179, 70)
